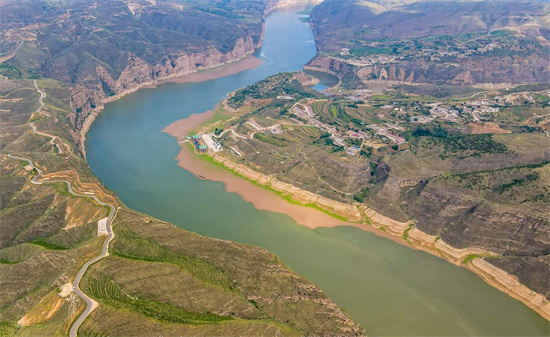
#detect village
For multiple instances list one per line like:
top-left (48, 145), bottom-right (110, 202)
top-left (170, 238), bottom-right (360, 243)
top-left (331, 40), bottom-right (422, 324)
top-left (334, 34), bottom-right (511, 67)
top-left (189, 85), bottom-right (549, 160)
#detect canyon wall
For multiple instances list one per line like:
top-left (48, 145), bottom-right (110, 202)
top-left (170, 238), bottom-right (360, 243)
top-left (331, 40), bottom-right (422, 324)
top-left (70, 36), bottom-right (258, 149)
top-left (306, 55), bottom-right (550, 89)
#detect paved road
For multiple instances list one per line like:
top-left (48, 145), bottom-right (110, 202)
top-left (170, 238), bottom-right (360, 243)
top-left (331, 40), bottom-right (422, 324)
top-left (33, 80), bottom-right (49, 117)
top-left (6, 81), bottom-right (117, 337)
top-left (8, 154), bottom-right (117, 337)
top-left (31, 80), bottom-right (66, 153)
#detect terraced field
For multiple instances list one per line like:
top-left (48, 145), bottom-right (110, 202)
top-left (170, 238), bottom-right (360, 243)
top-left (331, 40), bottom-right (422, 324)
top-left (79, 210), bottom-right (363, 336)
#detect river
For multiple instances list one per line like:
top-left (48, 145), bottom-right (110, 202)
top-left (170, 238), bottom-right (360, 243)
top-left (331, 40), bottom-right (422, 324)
top-left (86, 7), bottom-right (549, 336)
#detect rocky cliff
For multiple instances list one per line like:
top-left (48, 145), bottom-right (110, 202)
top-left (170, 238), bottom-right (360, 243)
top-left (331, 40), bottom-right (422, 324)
top-left (306, 54), bottom-right (550, 89)
top-left (0, 0), bottom-right (283, 150)
top-left (68, 0), bottom-right (326, 151)
top-left (70, 36), bottom-right (258, 147)
top-left (307, 0), bottom-right (550, 88)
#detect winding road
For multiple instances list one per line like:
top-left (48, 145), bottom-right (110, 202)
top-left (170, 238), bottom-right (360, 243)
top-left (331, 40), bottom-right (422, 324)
top-left (7, 80), bottom-right (117, 337)
top-left (33, 79), bottom-right (49, 117)
top-left (8, 154), bottom-right (117, 337)
top-left (31, 80), bottom-right (68, 153)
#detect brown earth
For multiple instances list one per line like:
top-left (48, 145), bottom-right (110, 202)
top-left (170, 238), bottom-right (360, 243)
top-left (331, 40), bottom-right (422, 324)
top-left (468, 122), bottom-right (512, 134)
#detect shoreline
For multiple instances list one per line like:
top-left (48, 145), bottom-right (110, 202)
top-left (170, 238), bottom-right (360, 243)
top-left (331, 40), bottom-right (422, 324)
top-left (163, 106), bottom-right (550, 321)
top-left (79, 54), bottom-right (262, 157)
top-left (74, 0), bottom-right (550, 322)
top-left (163, 110), bottom-right (412, 248)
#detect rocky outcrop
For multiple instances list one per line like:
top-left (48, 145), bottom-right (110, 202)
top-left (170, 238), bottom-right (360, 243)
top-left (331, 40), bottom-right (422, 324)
top-left (305, 56), bottom-right (348, 77)
top-left (306, 55), bottom-right (550, 89)
top-left (70, 36), bottom-right (258, 149)
top-left (71, 36), bottom-right (258, 152)
top-left (404, 184), bottom-right (550, 257)
top-left (72, 0), bottom-right (326, 151)
top-left (469, 258), bottom-right (550, 320)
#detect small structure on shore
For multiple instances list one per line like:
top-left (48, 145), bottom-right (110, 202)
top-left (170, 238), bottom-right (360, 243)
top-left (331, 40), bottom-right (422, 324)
top-left (346, 146), bottom-right (361, 156)
top-left (192, 133), bottom-right (222, 153)
top-left (192, 135), bottom-right (208, 153)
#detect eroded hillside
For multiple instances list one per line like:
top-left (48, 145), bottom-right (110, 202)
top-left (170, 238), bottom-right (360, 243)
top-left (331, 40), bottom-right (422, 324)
top-left (0, 0), bottom-right (272, 147)
top-left (307, 0), bottom-right (550, 88)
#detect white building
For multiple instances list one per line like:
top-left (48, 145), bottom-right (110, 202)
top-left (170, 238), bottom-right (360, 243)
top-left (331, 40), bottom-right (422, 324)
top-left (201, 134), bottom-right (222, 152)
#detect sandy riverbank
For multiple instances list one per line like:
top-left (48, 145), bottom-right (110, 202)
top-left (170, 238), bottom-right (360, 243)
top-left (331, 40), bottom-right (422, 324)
top-left (163, 110), bottom-right (476, 252)
top-left (145, 55), bottom-right (263, 87)
top-left (163, 110), bottom-right (435, 251)
top-left (163, 107), bottom-right (550, 321)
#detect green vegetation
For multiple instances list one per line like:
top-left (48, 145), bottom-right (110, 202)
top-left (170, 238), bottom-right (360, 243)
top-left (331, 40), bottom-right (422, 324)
top-left (493, 173), bottom-right (539, 193)
top-left (462, 254), bottom-right (481, 264)
top-left (86, 274), bottom-right (233, 325)
top-left (0, 321), bottom-right (18, 336)
top-left (29, 239), bottom-right (68, 251)
top-left (254, 133), bottom-right (288, 147)
top-left (402, 224), bottom-right (414, 241)
top-left (112, 228), bottom-right (238, 292)
top-left (353, 188), bottom-right (370, 203)
top-left (439, 134), bottom-right (508, 159)
top-left (412, 125), bottom-right (448, 138)
top-left (0, 259), bottom-right (17, 265)
top-left (228, 73), bottom-right (317, 108)
top-left (0, 64), bottom-right (22, 79)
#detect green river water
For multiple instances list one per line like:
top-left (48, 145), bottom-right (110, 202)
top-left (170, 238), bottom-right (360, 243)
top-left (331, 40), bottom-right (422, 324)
top-left (86, 7), bottom-right (549, 336)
